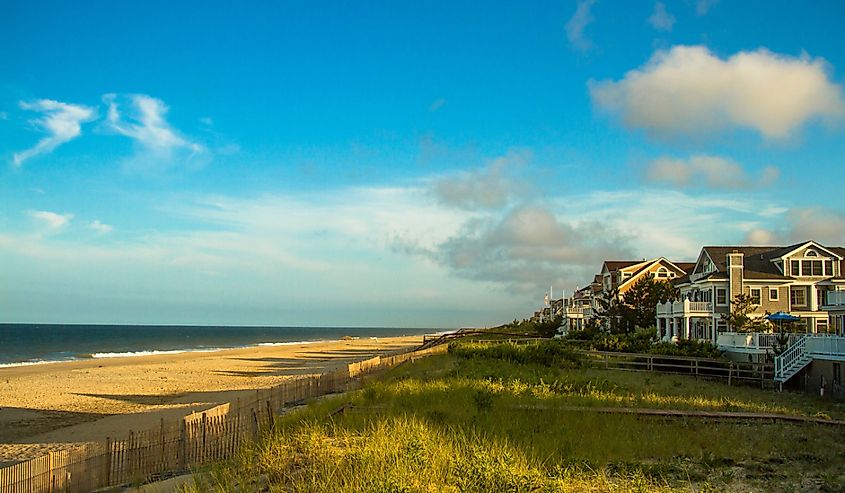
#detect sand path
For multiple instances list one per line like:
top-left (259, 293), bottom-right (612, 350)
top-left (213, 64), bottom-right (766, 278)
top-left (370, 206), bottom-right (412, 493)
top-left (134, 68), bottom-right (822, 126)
top-left (0, 336), bottom-right (421, 466)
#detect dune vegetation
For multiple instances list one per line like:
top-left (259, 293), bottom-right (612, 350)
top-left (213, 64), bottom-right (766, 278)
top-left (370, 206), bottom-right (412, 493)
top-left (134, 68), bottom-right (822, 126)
top-left (183, 341), bottom-right (845, 492)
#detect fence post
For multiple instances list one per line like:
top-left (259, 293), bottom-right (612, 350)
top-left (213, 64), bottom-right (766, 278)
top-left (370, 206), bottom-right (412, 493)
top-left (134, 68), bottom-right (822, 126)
top-left (104, 437), bottom-right (112, 487)
top-left (201, 413), bottom-right (207, 464)
top-left (179, 420), bottom-right (187, 471)
top-left (266, 400), bottom-right (274, 431)
top-left (728, 364), bottom-right (733, 386)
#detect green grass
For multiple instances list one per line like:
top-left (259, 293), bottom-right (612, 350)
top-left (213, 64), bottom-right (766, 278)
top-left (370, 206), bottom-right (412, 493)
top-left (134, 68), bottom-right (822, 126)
top-left (182, 348), bottom-right (845, 493)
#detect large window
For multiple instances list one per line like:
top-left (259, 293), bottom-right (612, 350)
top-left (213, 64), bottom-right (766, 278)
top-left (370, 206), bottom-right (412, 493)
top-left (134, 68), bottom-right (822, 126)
top-left (825, 260), bottom-right (834, 276)
top-left (750, 288), bottom-right (761, 305)
top-left (716, 288), bottom-right (727, 306)
top-left (791, 260), bottom-right (800, 276)
top-left (769, 288), bottom-right (779, 301)
top-left (791, 286), bottom-right (807, 308)
top-left (801, 260), bottom-right (823, 276)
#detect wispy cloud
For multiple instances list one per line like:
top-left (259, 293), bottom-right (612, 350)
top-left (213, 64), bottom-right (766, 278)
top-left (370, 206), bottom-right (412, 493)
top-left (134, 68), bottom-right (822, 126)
top-left (565, 0), bottom-right (598, 52)
top-left (695, 0), bottom-right (718, 16)
top-left (429, 98), bottom-right (446, 112)
top-left (88, 220), bottom-right (113, 234)
top-left (104, 94), bottom-right (207, 171)
top-left (27, 210), bottom-right (73, 234)
top-left (430, 149), bottom-right (531, 210)
top-left (644, 154), bottom-right (779, 190)
top-left (648, 2), bottom-right (675, 31)
top-left (13, 99), bottom-right (96, 167)
top-left (589, 45), bottom-right (845, 140)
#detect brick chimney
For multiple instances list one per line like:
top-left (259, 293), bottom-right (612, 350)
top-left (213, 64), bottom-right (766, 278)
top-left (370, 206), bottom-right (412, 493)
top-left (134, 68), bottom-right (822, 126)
top-left (727, 251), bottom-right (744, 303)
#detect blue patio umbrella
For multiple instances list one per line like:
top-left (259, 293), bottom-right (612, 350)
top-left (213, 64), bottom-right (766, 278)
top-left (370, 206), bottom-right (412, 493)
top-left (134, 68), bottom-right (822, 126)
top-left (766, 311), bottom-right (801, 334)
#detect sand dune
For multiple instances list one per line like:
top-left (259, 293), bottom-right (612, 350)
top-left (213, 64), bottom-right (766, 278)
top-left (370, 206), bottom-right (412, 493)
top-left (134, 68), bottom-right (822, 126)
top-left (0, 335), bottom-right (422, 466)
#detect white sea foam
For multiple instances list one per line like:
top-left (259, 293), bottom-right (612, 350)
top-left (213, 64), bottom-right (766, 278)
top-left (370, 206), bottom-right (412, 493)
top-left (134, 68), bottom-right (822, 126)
top-left (256, 340), bottom-right (326, 347)
top-left (90, 348), bottom-right (222, 359)
top-left (0, 359), bottom-right (67, 368)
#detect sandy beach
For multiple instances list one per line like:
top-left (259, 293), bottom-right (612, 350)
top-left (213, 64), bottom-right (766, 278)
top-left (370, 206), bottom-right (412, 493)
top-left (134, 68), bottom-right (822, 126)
top-left (0, 335), bottom-right (422, 467)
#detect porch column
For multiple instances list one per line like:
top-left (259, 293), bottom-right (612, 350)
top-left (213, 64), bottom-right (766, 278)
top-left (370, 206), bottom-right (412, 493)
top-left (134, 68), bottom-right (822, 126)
top-left (684, 316), bottom-right (691, 340)
top-left (711, 316), bottom-right (718, 344)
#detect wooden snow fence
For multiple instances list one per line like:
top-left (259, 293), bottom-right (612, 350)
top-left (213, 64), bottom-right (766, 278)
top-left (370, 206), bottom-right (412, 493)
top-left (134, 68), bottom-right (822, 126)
top-left (0, 343), bottom-right (447, 493)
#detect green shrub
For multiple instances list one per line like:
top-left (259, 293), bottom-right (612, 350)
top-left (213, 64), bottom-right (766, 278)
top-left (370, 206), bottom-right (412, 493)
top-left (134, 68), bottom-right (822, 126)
top-left (448, 340), bottom-right (582, 368)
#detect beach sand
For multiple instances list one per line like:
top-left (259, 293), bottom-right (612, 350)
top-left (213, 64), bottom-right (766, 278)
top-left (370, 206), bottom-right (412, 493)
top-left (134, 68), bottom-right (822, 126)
top-left (0, 335), bottom-right (422, 467)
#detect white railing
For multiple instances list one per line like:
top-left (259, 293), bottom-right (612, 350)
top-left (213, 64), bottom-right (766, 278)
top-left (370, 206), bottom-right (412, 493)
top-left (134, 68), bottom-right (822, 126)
top-left (565, 306), bottom-right (592, 317)
top-left (824, 291), bottom-right (845, 307)
top-left (717, 331), bottom-right (802, 352)
top-left (656, 300), bottom-right (713, 316)
top-left (805, 335), bottom-right (845, 357)
top-left (774, 335), bottom-right (807, 382)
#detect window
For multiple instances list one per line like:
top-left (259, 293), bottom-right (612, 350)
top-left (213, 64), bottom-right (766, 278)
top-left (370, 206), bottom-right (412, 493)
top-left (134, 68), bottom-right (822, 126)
top-left (806, 249), bottom-right (818, 257)
top-left (801, 260), bottom-right (823, 276)
top-left (791, 260), bottom-right (800, 276)
top-left (656, 267), bottom-right (668, 278)
top-left (825, 260), bottom-right (833, 276)
top-left (817, 320), bottom-right (829, 334)
top-left (769, 288), bottom-right (779, 301)
top-left (791, 287), bottom-right (807, 308)
top-left (716, 288), bottom-right (727, 306)
top-left (750, 288), bottom-right (761, 304)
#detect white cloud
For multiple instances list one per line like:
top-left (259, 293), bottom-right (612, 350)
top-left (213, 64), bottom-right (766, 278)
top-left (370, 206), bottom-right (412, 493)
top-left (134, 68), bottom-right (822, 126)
top-left (88, 220), bottom-right (113, 234)
top-left (696, 0), bottom-right (718, 16)
top-left (104, 94), bottom-right (206, 171)
top-left (430, 150), bottom-right (531, 210)
top-left (0, 111), bottom-right (8, 120)
top-left (589, 45), bottom-right (845, 139)
top-left (645, 154), bottom-right (779, 189)
top-left (648, 2), bottom-right (675, 31)
top-left (432, 205), bottom-right (633, 293)
top-left (27, 210), bottom-right (73, 233)
top-left (429, 98), bottom-right (446, 112)
top-left (565, 0), bottom-right (598, 52)
top-left (12, 99), bottom-right (96, 167)
top-left (743, 207), bottom-right (845, 246)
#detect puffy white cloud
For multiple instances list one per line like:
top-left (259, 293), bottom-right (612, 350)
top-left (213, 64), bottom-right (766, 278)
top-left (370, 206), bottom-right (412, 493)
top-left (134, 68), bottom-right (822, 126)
top-left (432, 205), bottom-right (633, 293)
top-left (589, 45), bottom-right (845, 139)
top-left (645, 154), bottom-right (779, 189)
top-left (430, 150), bottom-right (530, 210)
top-left (743, 207), bottom-right (845, 246)
top-left (27, 210), bottom-right (73, 233)
top-left (429, 98), bottom-right (446, 112)
top-left (88, 220), bottom-right (113, 234)
top-left (648, 2), bottom-right (675, 31)
top-left (13, 99), bottom-right (96, 167)
top-left (565, 0), bottom-right (598, 52)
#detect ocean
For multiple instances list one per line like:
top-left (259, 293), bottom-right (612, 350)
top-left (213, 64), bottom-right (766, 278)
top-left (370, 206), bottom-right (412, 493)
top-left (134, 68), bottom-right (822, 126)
top-left (0, 324), bottom-right (440, 367)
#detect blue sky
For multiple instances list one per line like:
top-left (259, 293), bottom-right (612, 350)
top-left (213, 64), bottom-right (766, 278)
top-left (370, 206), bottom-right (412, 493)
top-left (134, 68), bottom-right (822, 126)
top-left (2, 1), bottom-right (845, 327)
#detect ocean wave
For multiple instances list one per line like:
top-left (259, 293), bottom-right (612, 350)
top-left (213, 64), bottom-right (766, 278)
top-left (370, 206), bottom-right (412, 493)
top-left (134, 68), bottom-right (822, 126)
top-left (90, 348), bottom-right (223, 359)
top-left (0, 359), bottom-right (68, 368)
top-left (256, 340), bottom-right (326, 347)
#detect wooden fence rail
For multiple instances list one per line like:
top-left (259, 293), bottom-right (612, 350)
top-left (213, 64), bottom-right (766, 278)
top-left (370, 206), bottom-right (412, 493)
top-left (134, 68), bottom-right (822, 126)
top-left (578, 350), bottom-right (774, 387)
top-left (0, 344), bottom-right (448, 493)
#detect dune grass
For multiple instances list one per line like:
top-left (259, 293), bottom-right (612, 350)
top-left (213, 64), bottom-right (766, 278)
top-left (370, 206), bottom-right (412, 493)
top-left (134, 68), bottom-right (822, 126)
top-left (182, 345), bottom-right (845, 492)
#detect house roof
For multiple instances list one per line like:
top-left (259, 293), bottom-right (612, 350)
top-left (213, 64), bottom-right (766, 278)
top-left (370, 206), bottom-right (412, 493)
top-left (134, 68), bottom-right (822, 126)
top-left (602, 260), bottom-right (642, 272)
top-left (674, 262), bottom-right (696, 273)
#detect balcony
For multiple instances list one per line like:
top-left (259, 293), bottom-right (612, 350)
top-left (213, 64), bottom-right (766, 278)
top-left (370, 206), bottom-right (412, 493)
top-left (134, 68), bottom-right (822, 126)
top-left (822, 291), bottom-right (845, 309)
top-left (564, 306), bottom-right (593, 317)
top-left (656, 300), bottom-right (713, 317)
top-left (717, 331), bottom-right (802, 353)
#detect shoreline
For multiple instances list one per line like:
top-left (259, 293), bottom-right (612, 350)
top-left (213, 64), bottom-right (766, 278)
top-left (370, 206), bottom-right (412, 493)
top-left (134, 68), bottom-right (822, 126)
top-left (0, 334), bottom-right (423, 467)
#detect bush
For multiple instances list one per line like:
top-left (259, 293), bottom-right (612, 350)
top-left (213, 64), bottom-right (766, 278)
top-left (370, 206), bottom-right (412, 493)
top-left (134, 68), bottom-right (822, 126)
top-left (448, 340), bottom-right (582, 368)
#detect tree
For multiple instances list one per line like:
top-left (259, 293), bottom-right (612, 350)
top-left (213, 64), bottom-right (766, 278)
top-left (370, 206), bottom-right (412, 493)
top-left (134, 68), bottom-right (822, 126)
top-left (593, 286), bottom-right (633, 334)
top-left (621, 275), bottom-right (679, 330)
top-left (721, 293), bottom-right (771, 333)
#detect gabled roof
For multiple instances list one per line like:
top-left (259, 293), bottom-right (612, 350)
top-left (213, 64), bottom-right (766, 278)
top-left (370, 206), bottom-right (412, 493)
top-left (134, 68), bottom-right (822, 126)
top-left (602, 260), bottom-right (643, 273)
top-left (771, 240), bottom-right (845, 261)
top-left (674, 262), bottom-right (696, 273)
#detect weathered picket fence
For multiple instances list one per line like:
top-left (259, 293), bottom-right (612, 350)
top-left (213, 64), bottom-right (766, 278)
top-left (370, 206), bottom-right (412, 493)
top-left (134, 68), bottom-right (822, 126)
top-left (0, 344), bottom-right (447, 492)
